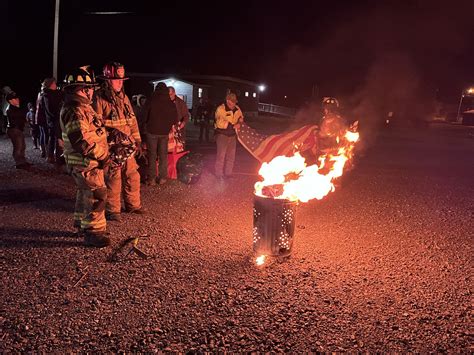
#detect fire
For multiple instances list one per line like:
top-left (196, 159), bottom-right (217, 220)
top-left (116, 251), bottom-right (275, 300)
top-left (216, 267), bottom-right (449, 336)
top-left (255, 128), bottom-right (359, 203)
top-left (255, 255), bottom-right (266, 265)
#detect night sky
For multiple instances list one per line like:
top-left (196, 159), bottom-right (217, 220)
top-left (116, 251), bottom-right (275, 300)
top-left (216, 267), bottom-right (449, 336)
top-left (2, 0), bottom-right (474, 107)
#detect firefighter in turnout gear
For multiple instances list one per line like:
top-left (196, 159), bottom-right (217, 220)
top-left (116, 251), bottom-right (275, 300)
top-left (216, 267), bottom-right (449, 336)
top-left (60, 66), bottom-right (111, 247)
top-left (319, 97), bottom-right (347, 150)
top-left (93, 62), bottom-right (145, 222)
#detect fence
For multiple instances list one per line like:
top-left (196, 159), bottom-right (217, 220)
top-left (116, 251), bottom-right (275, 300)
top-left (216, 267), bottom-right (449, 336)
top-left (258, 103), bottom-right (297, 117)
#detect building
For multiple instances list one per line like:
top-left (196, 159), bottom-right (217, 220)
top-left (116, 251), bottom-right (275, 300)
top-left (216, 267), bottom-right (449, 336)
top-left (127, 73), bottom-right (263, 117)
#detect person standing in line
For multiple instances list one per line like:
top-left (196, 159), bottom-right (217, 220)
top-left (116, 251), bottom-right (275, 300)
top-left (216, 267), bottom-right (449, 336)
top-left (132, 94), bottom-right (148, 183)
top-left (60, 66), bottom-right (111, 247)
top-left (145, 82), bottom-right (177, 186)
top-left (214, 93), bottom-right (243, 180)
top-left (196, 97), bottom-right (213, 143)
top-left (42, 77), bottom-right (65, 168)
top-left (35, 81), bottom-right (49, 158)
top-left (26, 102), bottom-right (40, 150)
top-left (5, 92), bottom-right (30, 169)
top-left (168, 86), bottom-right (190, 147)
top-left (93, 62), bottom-right (146, 222)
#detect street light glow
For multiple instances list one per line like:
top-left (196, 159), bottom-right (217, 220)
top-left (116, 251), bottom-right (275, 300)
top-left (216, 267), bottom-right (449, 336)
top-left (258, 84), bottom-right (266, 92)
top-left (466, 87), bottom-right (474, 94)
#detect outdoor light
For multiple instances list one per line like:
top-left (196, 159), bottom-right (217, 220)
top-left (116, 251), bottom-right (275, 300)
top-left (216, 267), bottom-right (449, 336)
top-left (258, 84), bottom-right (266, 92)
top-left (467, 87), bottom-right (474, 95)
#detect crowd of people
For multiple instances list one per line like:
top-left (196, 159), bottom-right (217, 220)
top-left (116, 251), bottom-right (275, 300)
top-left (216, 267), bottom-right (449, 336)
top-left (2, 62), bottom-right (245, 248)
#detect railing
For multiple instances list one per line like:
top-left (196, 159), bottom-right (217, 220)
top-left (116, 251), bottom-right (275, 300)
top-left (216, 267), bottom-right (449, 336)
top-left (258, 103), bottom-right (297, 117)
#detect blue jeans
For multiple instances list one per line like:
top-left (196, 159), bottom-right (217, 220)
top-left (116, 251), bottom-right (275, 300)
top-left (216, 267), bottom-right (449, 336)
top-left (39, 124), bottom-right (49, 155)
top-left (215, 133), bottom-right (236, 177)
top-left (146, 134), bottom-right (168, 181)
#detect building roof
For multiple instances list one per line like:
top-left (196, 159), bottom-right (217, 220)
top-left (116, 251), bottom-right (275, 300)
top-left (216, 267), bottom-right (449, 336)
top-left (128, 72), bottom-right (259, 87)
top-left (149, 77), bottom-right (211, 88)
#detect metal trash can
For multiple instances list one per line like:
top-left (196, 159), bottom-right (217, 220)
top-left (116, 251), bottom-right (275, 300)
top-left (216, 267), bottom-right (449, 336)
top-left (253, 194), bottom-right (297, 257)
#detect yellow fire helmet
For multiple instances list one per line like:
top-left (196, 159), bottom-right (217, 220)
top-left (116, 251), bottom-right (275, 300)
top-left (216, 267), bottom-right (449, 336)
top-left (63, 65), bottom-right (98, 88)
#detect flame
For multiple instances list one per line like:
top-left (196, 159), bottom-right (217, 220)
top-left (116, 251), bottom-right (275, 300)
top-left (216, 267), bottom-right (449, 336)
top-left (255, 255), bottom-right (266, 265)
top-left (345, 130), bottom-right (359, 142)
top-left (255, 129), bottom-right (359, 203)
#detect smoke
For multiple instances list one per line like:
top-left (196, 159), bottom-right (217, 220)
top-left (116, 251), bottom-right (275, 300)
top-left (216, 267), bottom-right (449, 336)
top-left (347, 52), bottom-right (436, 134)
top-left (270, 0), bottom-right (474, 147)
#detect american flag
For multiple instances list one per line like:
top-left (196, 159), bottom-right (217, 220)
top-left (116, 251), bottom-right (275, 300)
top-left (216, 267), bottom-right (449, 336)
top-left (237, 123), bottom-right (318, 162)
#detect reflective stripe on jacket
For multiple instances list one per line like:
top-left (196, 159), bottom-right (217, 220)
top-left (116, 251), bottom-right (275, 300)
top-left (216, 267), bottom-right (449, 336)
top-left (93, 88), bottom-right (141, 144)
top-left (60, 94), bottom-right (108, 168)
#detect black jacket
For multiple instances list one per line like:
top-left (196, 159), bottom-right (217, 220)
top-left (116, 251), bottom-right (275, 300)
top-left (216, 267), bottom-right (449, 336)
top-left (145, 88), bottom-right (177, 135)
top-left (6, 105), bottom-right (27, 131)
top-left (43, 88), bottom-right (63, 133)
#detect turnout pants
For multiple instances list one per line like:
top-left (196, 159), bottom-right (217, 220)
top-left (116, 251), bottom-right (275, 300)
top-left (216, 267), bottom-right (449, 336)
top-left (71, 166), bottom-right (107, 232)
top-left (105, 158), bottom-right (141, 213)
top-left (7, 128), bottom-right (27, 166)
top-left (215, 133), bottom-right (236, 177)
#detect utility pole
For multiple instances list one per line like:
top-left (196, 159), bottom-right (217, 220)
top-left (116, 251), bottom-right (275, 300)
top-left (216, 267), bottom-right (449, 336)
top-left (311, 84), bottom-right (319, 102)
top-left (53, 0), bottom-right (60, 79)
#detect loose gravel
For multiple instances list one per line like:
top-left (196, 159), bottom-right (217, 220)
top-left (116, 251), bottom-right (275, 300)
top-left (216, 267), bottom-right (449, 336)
top-left (0, 123), bottom-right (473, 352)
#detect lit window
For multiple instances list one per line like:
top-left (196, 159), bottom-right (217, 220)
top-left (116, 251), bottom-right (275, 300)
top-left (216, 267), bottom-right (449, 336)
top-left (198, 88), bottom-right (203, 98)
top-left (245, 91), bottom-right (249, 97)
top-left (252, 92), bottom-right (257, 98)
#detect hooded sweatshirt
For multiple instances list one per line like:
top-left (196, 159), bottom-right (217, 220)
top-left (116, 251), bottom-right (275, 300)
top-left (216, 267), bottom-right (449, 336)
top-left (145, 86), bottom-right (177, 135)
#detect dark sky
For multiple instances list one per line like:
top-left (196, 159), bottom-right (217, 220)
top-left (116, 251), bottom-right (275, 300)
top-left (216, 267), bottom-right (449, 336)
top-left (2, 0), bottom-right (474, 106)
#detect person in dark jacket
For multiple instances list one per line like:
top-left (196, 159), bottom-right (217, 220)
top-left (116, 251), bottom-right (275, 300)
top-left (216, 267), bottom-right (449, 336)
top-left (196, 98), bottom-right (214, 143)
top-left (26, 102), bottom-right (40, 149)
top-left (42, 77), bottom-right (64, 166)
top-left (6, 92), bottom-right (30, 169)
top-left (35, 81), bottom-right (49, 158)
top-left (145, 82), bottom-right (177, 185)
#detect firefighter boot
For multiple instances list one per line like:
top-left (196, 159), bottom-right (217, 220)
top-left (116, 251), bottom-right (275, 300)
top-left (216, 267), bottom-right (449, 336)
top-left (106, 211), bottom-right (122, 222)
top-left (84, 231), bottom-right (111, 248)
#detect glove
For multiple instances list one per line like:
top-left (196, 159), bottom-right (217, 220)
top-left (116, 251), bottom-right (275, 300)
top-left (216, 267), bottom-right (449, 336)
top-left (135, 144), bottom-right (144, 158)
top-left (98, 156), bottom-right (111, 169)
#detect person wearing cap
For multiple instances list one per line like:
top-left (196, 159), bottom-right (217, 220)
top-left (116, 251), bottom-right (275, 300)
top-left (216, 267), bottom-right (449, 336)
top-left (60, 66), bottom-right (111, 248)
top-left (214, 92), bottom-right (244, 179)
top-left (5, 92), bottom-right (30, 169)
top-left (93, 62), bottom-right (145, 222)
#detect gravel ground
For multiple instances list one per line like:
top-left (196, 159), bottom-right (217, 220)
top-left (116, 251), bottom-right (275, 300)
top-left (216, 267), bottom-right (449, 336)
top-left (0, 122), bottom-right (473, 352)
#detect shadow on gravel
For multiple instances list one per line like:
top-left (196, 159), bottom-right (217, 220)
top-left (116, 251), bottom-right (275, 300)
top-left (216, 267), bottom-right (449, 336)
top-left (0, 188), bottom-right (73, 210)
top-left (0, 227), bottom-right (82, 248)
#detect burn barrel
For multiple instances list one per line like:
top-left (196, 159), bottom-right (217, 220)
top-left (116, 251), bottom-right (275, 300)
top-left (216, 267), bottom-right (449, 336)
top-left (253, 195), bottom-right (297, 257)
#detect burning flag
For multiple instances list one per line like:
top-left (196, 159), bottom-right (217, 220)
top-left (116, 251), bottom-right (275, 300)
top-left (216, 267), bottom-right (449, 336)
top-left (254, 126), bottom-right (359, 202)
top-left (250, 119), bottom-right (359, 264)
top-left (237, 123), bottom-right (318, 163)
